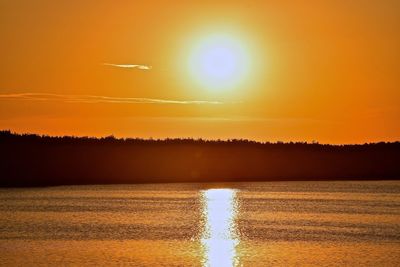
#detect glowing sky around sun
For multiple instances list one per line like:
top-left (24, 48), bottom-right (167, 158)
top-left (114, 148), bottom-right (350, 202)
top-left (0, 0), bottom-right (399, 143)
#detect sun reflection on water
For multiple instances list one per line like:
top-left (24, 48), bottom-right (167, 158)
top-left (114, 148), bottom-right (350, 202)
top-left (201, 189), bottom-right (239, 267)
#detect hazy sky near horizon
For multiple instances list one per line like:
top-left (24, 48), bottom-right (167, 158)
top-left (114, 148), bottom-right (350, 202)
top-left (0, 0), bottom-right (399, 143)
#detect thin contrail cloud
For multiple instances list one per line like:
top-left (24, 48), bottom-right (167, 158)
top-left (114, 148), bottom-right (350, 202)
top-left (103, 63), bottom-right (152, 70)
top-left (0, 93), bottom-right (223, 105)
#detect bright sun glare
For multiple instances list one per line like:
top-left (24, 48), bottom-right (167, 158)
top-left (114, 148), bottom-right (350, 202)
top-left (201, 189), bottom-right (239, 266)
top-left (188, 34), bottom-right (251, 91)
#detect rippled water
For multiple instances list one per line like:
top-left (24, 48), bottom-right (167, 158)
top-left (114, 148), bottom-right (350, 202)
top-left (0, 181), bottom-right (399, 266)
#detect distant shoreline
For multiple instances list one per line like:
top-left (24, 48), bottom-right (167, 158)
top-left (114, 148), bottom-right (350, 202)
top-left (1, 130), bottom-right (399, 187)
top-left (1, 179), bottom-right (399, 189)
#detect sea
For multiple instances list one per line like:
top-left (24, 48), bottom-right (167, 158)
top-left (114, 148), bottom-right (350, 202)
top-left (0, 181), bottom-right (399, 266)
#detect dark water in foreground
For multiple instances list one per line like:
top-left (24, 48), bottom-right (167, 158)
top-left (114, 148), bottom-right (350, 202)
top-left (0, 181), bottom-right (399, 266)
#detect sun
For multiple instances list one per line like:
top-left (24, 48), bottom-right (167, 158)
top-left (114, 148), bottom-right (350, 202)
top-left (188, 34), bottom-right (251, 91)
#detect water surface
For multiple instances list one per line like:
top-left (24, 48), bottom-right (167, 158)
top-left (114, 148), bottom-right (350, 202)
top-left (0, 181), bottom-right (399, 266)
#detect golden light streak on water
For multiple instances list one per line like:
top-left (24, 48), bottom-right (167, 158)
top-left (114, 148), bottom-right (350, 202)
top-left (201, 189), bottom-right (239, 267)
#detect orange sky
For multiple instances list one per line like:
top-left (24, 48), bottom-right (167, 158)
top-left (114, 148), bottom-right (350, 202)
top-left (0, 0), bottom-right (399, 144)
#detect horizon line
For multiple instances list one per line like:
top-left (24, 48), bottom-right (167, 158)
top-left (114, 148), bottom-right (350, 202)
top-left (1, 129), bottom-right (399, 146)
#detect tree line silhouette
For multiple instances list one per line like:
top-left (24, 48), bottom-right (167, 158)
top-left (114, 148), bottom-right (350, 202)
top-left (1, 130), bottom-right (399, 186)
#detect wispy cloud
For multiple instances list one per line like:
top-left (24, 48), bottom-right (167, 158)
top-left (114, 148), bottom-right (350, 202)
top-left (103, 63), bottom-right (152, 70)
top-left (0, 93), bottom-right (223, 105)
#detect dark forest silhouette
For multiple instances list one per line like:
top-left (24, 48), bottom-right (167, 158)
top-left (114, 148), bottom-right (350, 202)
top-left (1, 130), bottom-right (399, 187)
